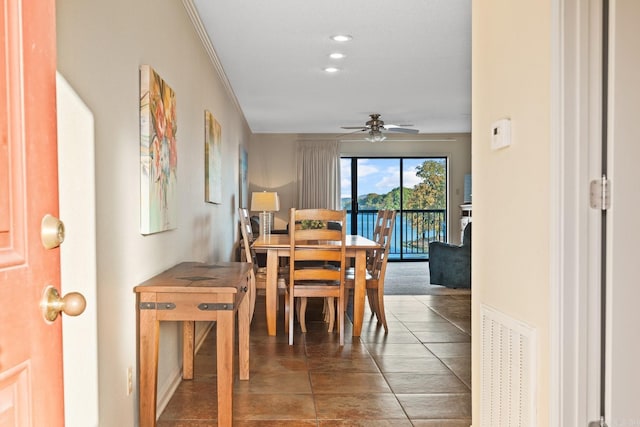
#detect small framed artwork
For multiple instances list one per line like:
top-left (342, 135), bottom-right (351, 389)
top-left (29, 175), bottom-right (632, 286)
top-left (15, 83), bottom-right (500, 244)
top-left (239, 146), bottom-right (248, 208)
top-left (204, 110), bottom-right (222, 204)
top-left (139, 65), bottom-right (177, 235)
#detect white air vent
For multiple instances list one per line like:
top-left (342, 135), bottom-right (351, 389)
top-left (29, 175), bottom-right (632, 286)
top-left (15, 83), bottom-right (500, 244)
top-left (481, 305), bottom-right (536, 427)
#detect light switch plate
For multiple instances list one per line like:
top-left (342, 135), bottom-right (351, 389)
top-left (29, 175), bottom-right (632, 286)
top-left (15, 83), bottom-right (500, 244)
top-left (491, 118), bottom-right (511, 150)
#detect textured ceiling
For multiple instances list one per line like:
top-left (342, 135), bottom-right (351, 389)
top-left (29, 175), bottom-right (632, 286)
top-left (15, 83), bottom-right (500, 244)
top-left (192, 0), bottom-right (471, 136)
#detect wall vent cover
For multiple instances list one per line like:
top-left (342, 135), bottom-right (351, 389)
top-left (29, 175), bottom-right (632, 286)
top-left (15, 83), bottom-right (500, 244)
top-left (480, 304), bottom-right (536, 427)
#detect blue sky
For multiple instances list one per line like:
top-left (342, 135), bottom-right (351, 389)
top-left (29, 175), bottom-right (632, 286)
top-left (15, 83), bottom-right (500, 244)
top-left (341, 158), bottom-right (439, 199)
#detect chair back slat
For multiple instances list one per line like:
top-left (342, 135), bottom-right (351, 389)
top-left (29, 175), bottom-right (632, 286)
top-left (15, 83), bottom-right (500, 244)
top-left (238, 208), bottom-right (259, 270)
top-left (295, 228), bottom-right (341, 241)
top-left (372, 209), bottom-right (387, 244)
top-left (363, 210), bottom-right (392, 272)
top-left (294, 248), bottom-right (342, 262)
top-left (370, 210), bottom-right (396, 279)
top-left (238, 207), bottom-right (258, 321)
top-left (295, 268), bottom-right (341, 282)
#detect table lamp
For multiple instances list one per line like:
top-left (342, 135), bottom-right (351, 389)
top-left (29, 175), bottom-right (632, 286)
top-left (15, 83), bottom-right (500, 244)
top-left (250, 191), bottom-right (280, 236)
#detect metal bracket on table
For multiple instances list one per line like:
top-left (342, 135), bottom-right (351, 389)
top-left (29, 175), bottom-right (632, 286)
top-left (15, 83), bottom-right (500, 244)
top-left (139, 302), bottom-right (176, 310)
top-left (198, 303), bottom-right (234, 311)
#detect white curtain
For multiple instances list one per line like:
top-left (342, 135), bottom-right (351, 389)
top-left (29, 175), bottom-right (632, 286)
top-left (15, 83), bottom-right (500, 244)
top-left (296, 140), bottom-right (341, 209)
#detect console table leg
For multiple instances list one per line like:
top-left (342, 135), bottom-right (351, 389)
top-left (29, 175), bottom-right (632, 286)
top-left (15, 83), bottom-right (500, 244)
top-left (238, 285), bottom-right (250, 380)
top-left (182, 321), bottom-right (195, 379)
top-left (216, 311), bottom-right (234, 426)
top-left (138, 295), bottom-right (159, 427)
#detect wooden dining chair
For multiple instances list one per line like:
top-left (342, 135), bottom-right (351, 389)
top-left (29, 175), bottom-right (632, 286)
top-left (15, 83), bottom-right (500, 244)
top-left (238, 208), bottom-right (288, 325)
top-left (345, 209), bottom-right (396, 332)
top-left (288, 208), bottom-right (347, 346)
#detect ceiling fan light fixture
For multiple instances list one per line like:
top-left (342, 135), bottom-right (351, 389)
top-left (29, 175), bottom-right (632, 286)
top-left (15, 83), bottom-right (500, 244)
top-left (340, 114), bottom-right (418, 140)
top-left (366, 130), bottom-right (386, 143)
top-left (330, 34), bottom-right (353, 42)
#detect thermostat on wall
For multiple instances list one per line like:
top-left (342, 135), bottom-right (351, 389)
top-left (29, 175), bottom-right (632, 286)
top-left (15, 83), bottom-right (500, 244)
top-left (491, 118), bottom-right (511, 150)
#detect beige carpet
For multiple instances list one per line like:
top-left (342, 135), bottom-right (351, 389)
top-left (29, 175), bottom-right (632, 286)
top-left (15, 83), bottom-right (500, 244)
top-left (384, 261), bottom-right (471, 295)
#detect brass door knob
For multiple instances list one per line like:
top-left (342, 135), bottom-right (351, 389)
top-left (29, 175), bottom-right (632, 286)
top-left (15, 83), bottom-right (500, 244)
top-left (41, 286), bottom-right (86, 322)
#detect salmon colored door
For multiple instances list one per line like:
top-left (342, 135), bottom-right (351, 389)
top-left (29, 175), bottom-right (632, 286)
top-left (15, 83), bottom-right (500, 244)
top-left (0, 0), bottom-right (66, 425)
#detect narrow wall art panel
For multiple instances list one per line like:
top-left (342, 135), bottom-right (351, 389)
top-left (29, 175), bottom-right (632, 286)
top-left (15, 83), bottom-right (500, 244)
top-left (239, 146), bottom-right (248, 208)
top-left (204, 110), bottom-right (222, 204)
top-left (140, 65), bottom-right (177, 234)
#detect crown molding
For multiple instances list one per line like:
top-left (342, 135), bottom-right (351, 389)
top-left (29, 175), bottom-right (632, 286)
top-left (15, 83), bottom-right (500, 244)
top-left (181, 0), bottom-right (243, 116)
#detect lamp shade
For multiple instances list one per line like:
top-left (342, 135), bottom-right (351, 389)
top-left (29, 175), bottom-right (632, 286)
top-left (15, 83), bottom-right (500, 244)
top-left (250, 191), bottom-right (280, 212)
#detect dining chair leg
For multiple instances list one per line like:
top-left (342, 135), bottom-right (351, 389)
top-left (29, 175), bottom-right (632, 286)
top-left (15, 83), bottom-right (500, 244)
top-left (366, 288), bottom-right (378, 319)
top-left (337, 294), bottom-right (344, 346)
top-left (323, 298), bottom-right (333, 328)
top-left (326, 297), bottom-right (335, 332)
top-left (276, 277), bottom-right (286, 311)
top-left (362, 287), bottom-right (384, 332)
top-left (371, 289), bottom-right (388, 333)
top-left (366, 290), bottom-right (376, 319)
top-left (248, 271), bottom-right (256, 323)
top-left (298, 297), bottom-right (308, 333)
top-left (288, 290), bottom-right (295, 345)
top-left (284, 291), bottom-right (290, 334)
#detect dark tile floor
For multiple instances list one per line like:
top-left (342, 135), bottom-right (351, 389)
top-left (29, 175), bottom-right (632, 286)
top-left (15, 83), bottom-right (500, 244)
top-left (158, 291), bottom-right (471, 426)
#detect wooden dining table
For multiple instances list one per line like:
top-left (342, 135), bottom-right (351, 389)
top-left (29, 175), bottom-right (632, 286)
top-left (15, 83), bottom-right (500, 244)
top-left (252, 234), bottom-right (380, 337)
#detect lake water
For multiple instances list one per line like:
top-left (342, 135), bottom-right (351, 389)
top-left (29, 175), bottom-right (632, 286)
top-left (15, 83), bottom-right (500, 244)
top-left (346, 212), bottom-right (446, 259)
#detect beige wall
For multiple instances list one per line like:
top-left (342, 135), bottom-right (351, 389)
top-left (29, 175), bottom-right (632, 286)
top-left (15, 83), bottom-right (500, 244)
top-left (249, 133), bottom-right (471, 242)
top-left (472, 0), bottom-right (552, 423)
top-left (248, 134), bottom-right (298, 229)
top-left (56, 0), bottom-right (251, 424)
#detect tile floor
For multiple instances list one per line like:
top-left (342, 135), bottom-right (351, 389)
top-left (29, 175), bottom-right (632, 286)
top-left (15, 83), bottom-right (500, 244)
top-left (157, 290), bottom-right (471, 426)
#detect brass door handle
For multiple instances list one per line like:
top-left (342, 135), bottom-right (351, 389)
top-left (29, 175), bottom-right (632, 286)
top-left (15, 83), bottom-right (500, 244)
top-left (41, 286), bottom-right (86, 322)
top-left (41, 214), bottom-right (65, 249)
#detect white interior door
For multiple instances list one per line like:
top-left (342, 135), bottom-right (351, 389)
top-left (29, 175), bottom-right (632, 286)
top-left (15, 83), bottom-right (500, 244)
top-left (605, 0), bottom-right (640, 422)
top-left (557, 1), bottom-right (640, 425)
top-left (56, 72), bottom-right (99, 427)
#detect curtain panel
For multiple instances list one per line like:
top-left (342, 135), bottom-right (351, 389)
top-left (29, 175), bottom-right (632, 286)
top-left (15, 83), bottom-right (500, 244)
top-left (296, 140), bottom-right (341, 209)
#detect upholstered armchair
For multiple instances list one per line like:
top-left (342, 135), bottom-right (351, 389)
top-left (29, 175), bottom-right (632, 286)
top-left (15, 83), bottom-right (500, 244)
top-left (428, 222), bottom-right (471, 288)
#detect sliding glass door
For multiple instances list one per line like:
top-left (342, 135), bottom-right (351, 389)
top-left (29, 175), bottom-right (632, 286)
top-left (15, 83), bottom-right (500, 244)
top-left (341, 157), bottom-right (447, 260)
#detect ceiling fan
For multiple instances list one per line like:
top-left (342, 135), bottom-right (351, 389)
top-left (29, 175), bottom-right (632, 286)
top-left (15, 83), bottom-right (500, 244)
top-left (341, 113), bottom-right (419, 142)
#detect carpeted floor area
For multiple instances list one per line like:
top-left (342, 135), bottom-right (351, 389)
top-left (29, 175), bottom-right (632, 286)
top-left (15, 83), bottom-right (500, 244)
top-left (384, 261), bottom-right (471, 296)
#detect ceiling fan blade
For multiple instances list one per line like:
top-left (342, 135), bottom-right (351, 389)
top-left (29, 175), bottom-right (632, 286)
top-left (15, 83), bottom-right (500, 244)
top-left (341, 126), bottom-right (367, 130)
top-left (385, 127), bottom-right (419, 134)
top-left (340, 137), bottom-right (455, 142)
top-left (384, 124), bottom-right (414, 128)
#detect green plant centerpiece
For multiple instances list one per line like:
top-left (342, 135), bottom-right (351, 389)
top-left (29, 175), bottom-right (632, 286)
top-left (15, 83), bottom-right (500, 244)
top-left (300, 220), bottom-right (325, 230)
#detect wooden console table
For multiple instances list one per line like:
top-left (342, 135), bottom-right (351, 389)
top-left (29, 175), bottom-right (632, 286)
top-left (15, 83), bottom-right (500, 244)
top-left (134, 261), bottom-right (252, 427)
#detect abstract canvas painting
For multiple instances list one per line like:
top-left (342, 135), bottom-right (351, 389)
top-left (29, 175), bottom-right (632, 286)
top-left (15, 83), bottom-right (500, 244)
top-left (204, 110), bottom-right (222, 204)
top-left (140, 65), bottom-right (177, 234)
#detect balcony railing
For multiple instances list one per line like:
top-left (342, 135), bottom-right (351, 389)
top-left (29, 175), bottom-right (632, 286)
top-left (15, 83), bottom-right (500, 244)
top-left (347, 209), bottom-right (447, 260)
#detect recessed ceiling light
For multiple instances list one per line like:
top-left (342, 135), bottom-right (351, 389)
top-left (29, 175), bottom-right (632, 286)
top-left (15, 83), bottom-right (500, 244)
top-left (330, 34), bottom-right (353, 42)
top-left (324, 67), bottom-right (340, 73)
top-left (329, 52), bottom-right (346, 59)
